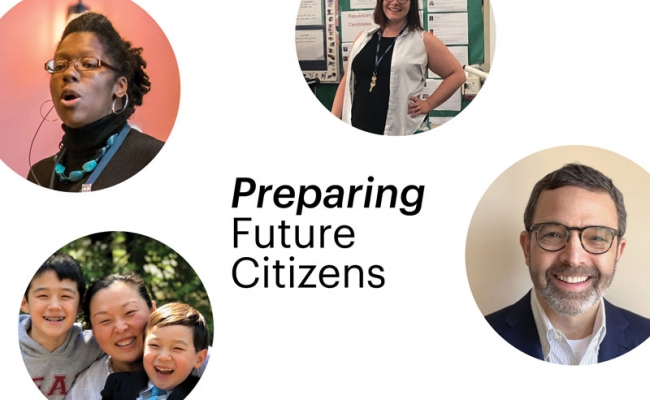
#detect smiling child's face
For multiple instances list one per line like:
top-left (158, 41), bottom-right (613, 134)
top-left (21, 270), bottom-right (80, 351)
top-left (143, 324), bottom-right (207, 391)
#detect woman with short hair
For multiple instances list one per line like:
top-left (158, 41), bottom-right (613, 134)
top-left (29, 12), bottom-right (163, 192)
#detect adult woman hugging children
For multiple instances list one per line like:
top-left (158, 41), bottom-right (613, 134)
top-left (19, 253), bottom-right (211, 400)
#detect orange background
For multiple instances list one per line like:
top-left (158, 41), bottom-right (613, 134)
top-left (0, 0), bottom-right (180, 179)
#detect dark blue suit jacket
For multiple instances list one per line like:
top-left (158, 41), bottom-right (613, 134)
top-left (485, 290), bottom-right (650, 362)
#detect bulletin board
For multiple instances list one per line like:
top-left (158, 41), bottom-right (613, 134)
top-left (297, 0), bottom-right (341, 83)
top-left (337, 0), bottom-right (485, 119)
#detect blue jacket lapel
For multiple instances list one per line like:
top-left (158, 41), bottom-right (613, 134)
top-left (487, 291), bottom-right (544, 360)
top-left (599, 299), bottom-right (632, 362)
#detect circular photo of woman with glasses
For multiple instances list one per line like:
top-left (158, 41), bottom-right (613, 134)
top-left (466, 146), bottom-right (650, 365)
top-left (0, 0), bottom-right (179, 192)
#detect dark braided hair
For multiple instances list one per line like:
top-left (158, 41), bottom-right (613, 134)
top-left (61, 12), bottom-right (151, 112)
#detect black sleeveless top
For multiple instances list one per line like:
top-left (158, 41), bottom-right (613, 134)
top-left (351, 32), bottom-right (396, 135)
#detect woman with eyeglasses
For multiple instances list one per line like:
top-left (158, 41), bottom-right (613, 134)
top-left (28, 12), bottom-right (163, 192)
top-left (331, 0), bottom-right (466, 136)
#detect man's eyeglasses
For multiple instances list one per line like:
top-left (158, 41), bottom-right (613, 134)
top-left (529, 223), bottom-right (619, 255)
top-left (44, 57), bottom-right (117, 74)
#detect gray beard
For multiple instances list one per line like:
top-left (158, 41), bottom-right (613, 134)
top-left (532, 264), bottom-right (615, 316)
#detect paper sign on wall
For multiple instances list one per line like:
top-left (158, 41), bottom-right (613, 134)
top-left (340, 11), bottom-right (378, 42)
top-left (296, 30), bottom-right (326, 61)
top-left (428, 0), bottom-right (467, 13)
top-left (428, 12), bottom-right (469, 45)
top-left (297, 0), bottom-right (323, 25)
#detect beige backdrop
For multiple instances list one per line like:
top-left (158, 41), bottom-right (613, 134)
top-left (466, 146), bottom-right (650, 318)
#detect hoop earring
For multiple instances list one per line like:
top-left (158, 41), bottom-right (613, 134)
top-left (111, 93), bottom-right (129, 115)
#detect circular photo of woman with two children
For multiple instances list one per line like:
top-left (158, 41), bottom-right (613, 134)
top-left (18, 231), bottom-right (212, 400)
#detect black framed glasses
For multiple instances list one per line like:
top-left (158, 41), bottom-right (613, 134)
top-left (529, 223), bottom-right (619, 255)
top-left (44, 57), bottom-right (117, 74)
top-left (384, 0), bottom-right (409, 3)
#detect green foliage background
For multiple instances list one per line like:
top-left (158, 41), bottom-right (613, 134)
top-left (59, 232), bottom-right (213, 343)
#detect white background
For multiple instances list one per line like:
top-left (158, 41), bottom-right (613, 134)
top-left (2, 0), bottom-right (650, 398)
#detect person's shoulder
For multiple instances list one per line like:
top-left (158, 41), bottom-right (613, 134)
top-left (171, 374), bottom-right (200, 399)
top-left (71, 326), bottom-right (104, 356)
top-left (605, 299), bottom-right (650, 336)
top-left (18, 313), bottom-right (31, 325)
top-left (73, 355), bottom-right (110, 383)
top-left (18, 314), bottom-right (32, 343)
top-left (485, 292), bottom-right (532, 332)
top-left (65, 322), bottom-right (83, 340)
top-left (27, 153), bottom-right (56, 185)
top-left (183, 373), bottom-right (200, 388)
top-left (421, 29), bottom-right (443, 46)
top-left (485, 303), bottom-right (514, 322)
top-left (65, 355), bottom-right (110, 400)
top-left (122, 128), bottom-right (164, 158)
top-left (31, 152), bottom-right (56, 168)
top-left (128, 128), bottom-right (164, 147)
top-left (485, 304), bottom-right (515, 332)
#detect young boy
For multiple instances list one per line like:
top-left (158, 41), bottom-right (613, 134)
top-left (19, 254), bottom-right (103, 400)
top-left (101, 302), bottom-right (209, 400)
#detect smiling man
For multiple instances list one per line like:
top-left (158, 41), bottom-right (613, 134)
top-left (486, 163), bottom-right (650, 365)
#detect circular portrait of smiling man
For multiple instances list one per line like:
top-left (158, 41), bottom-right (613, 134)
top-left (466, 146), bottom-right (650, 365)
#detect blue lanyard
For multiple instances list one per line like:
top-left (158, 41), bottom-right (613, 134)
top-left (81, 123), bottom-right (131, 192)
top-left (373, 24), bottom-right (409, 76)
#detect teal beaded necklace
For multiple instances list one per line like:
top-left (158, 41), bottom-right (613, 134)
top-left (54, 132), bottom-right (119, 183)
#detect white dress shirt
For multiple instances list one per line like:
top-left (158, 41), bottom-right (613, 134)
top-left (530, 290), bottom-right (607, 365)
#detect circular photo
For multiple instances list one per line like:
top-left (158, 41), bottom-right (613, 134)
top-left (295, 0), bottom-right (494, 136)
top-left (18, 232), bottom-right (212, 399)
top-left (0, 0), bottom-right (179, 192)
top-left (466, 146), bottom-right (650, 365)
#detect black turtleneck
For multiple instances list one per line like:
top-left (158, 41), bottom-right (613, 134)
top-left (27, 111), bottom-right (164, 192)
top-left (59, 111), bottom-right (131, 173)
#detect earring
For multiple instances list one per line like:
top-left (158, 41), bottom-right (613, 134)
top-left (111, 93), bottom-right (129, 115)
